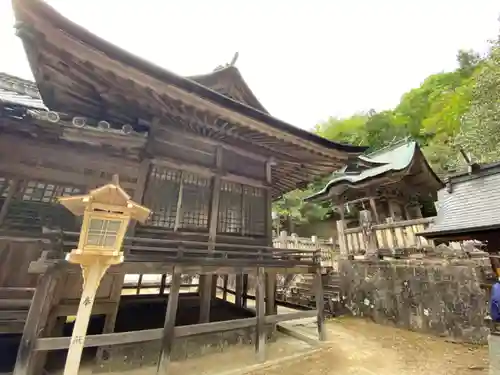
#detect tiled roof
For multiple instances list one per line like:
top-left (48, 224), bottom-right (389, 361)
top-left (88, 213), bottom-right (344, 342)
top-left (419, 163), bottom-right (500, 238)
top-left (0, 72), bottom-right (46, 110)
top-left (306, 140), bottom-right (434, 201)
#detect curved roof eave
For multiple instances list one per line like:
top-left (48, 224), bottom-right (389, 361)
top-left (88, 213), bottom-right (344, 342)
top-left (305, 141), bottom-right (443, 202)
top-left (11, 0), bottom-right (367, 155)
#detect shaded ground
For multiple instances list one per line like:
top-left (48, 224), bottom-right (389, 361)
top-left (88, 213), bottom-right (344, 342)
top-left (249, 318), bottom-right (488, 375)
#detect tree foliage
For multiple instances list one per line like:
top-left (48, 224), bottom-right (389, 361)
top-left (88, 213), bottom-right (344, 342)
top-left (274, 31), bottom-right (500, 227)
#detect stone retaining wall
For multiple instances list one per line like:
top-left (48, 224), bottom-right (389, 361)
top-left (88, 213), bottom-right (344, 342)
top-left (338, 255), bottom-right (493, 343)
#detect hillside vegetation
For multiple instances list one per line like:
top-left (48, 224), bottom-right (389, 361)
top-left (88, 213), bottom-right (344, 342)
top-left (274, 31), bottom-right (500, 226)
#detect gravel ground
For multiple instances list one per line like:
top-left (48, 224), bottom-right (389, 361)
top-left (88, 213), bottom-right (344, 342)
top-left (248, 317), bottom-right (488, 375)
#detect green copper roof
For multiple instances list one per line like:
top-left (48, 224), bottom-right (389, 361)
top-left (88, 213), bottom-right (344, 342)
top-left (306, 140), bottom-right (426, 201)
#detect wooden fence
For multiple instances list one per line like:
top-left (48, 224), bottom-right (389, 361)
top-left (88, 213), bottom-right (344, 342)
top-left (272, 231), bottom-right (338, 268)
top-left (338, 217), bottom-right (435, 256)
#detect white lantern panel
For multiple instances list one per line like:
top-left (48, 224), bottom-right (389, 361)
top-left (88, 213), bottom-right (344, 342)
top-left (86, 218), bottom-right (122, 248)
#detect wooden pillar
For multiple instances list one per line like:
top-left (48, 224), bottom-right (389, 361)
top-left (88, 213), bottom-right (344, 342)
top-left (255, 267), bottom-right (266, 362)
top-left (136, 274), bottom-right (143, 295)
top-left (157, 267), bottom-right (182, 375)
top-left (211, 274), bottom-right (218, 299)
top-left (222, 274), bottom-right (229, 301)
top-left (200, 147), bottom-right (222, 323)
top-left (199, 274), bottom-right (212, 323)
top-left (314, 268), bottom-right (327, 342)
top-left (369, 198), bottom-right (380, 224)
top-left (13, 264), bottom-right (63, 375)
top-left (337, 203), bottom-right (348, 258)
top-left (159, 274), bottom-right (167, 295)
top-left (242, 274), bottom-right (249, 307)
top-left (265, 271), bottom-right (277, 315)
top-left (235, 273), bottom-right (243, 308)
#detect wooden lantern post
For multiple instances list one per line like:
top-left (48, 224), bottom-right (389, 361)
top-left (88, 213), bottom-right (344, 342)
top-left (57, 175), bottom-right (150, 375)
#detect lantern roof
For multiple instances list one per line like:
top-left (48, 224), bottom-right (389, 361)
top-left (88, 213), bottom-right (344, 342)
top-left (58, 176), bottom-right (150, 223)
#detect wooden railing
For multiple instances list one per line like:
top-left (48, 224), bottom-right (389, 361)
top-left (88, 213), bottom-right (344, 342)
top-left (47, 230), bottom-right (321, 269)
top-left (339, 217), bottom-right (435, 256)
top-left (272, 231), bottom-right (338, 268)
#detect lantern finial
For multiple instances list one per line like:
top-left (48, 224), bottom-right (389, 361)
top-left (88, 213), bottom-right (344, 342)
top-left (111, 174), bottom-right (120, 186)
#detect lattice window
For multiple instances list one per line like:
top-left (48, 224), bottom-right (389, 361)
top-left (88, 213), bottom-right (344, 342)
top-left (218, 181), bottom-right (266, 236)
top-left (20, 180), bottom-right (82, 202)
top-left (218, 181), bottom-right (243, 234)
top-left (242, 186), bottom-right (266, 236)
top-left (179, 172), bottom-right (211, 231)
top-left (145, 166), bottom-right (182, 229)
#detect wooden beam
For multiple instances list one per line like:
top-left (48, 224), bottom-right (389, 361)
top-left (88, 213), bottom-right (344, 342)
top-left (314, 268), bottom-right (327, 342)
top-left (157, 267), bottom-right (182, 375)
top-left (12, 264), bottom-right (63, 375)
top-left (255, 267), bottom-right (266, 362)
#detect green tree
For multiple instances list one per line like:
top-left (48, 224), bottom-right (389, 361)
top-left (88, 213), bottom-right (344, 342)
top-left (455, 38), bottom-right (500, 162)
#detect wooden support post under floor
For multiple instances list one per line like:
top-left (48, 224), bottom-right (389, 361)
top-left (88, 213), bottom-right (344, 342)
top-left (314, 268), bottom-right (327, 342)
top-left (255, 267), bottom-right (266, 362)
top-left (199, 274), bottom-right (212, 323)
top-left (157, 267), bottom-right (182, 375)
top-left (235, 273), bottom-right (243, 308)
top-left (242, 274), bottom-right (249, 307)
top-left (265, 271), bottom-right (277, 315)
top-left (222, 274), bottom-right (229, 301)
top-left (13, 264), bottom-right (63, 375)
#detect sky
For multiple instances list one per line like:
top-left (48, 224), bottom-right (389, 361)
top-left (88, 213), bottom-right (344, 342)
top-left (1, 1), bottom-right (499, 131)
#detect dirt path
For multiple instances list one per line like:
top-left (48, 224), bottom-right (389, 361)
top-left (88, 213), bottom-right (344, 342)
top-left (249, 318), bottom-right (488, 375)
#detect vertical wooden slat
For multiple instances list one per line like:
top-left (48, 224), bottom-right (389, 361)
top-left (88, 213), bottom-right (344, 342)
top-left (173, 172), bottom-right (184, 232)
top-left (255, 267), bottom-right (266, 362)
top-left (13, 264), bottom-right (63, 375)
top-left (394, 227), bottom-right (405, 248)
top-left (157, 267), bottom-right (182, 375)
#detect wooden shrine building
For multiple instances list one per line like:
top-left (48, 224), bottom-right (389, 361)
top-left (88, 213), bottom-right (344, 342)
top-left (2, 0), bottom-right (366, 374)
top-left (419, 161), bottom-right (500, 252)
top-left (306, 139), bottom-right (443, 227)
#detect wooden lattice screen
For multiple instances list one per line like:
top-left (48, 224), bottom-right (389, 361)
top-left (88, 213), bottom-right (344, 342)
top-left (145, 166), bottom-right (211, 231)
top-left (19, 180), bottom-right (83, 203)
top-left (218, 181), bottom-right (266, 236)
top-left (145, 167), bottom-right (182, 229)
top-left (178, 172), bottom-right (211, 231)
